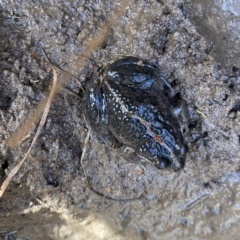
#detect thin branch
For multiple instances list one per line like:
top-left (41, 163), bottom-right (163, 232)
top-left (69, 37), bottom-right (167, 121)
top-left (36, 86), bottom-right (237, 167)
top-left (0, 66), bottom-right (58, 197)
top-left (40, 46), bottom-right (85, 92)
top-left (80, 129), bottom-right (142, 201)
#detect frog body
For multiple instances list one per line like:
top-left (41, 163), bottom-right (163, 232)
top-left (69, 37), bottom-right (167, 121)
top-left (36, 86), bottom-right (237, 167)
top-left (83, 57), bottom-right (187, 170)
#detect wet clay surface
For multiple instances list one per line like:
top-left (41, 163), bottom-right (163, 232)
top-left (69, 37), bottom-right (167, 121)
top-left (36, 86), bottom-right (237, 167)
top-left (187, 0), bottom-right (240, 69)
top-left (0, 0), bottom-right (240, 239)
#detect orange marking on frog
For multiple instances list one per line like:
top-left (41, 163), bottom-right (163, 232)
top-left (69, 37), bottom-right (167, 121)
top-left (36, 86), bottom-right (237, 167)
top-left (154, 135), bottom-right (163, 143)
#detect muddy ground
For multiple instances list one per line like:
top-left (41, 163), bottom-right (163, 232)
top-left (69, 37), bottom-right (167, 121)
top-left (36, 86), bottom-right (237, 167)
top-left (0, 0), bottom-right (240, 239)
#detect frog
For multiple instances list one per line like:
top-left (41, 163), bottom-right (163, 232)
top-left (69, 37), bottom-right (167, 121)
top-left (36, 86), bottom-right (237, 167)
top-left (83, 56), bottom-right (188, 170)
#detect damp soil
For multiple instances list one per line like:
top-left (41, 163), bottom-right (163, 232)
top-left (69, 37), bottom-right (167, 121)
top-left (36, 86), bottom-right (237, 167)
top-left (0, 0), bottom-right (240, 239)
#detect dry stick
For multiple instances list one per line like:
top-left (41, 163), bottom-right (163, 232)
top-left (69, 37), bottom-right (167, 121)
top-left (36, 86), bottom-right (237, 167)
top-left (0, 66), bottom-right (58, 197)
top-left (1, 0), bottom-right (130, 197)
top-left (80, 129), bottom-right (141, 201)
top-left (40, 47), bottom-right (85, 93)
top-left (6, 0), bottom-right (130, 147)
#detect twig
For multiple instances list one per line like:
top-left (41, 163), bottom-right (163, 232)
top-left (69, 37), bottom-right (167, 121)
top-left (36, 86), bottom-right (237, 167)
top-left (40, 46), bottom-right (85, 93)
top-left (0, 66), bottom-right (58, 197)
top-left (80, 129), bottom-right (141, 201)
top-left (184, 194), bottom-right (209, 210)
top-left (195, 108), bottom-right (207, 118)
top-left (61, 87), bottom-right (81, 98)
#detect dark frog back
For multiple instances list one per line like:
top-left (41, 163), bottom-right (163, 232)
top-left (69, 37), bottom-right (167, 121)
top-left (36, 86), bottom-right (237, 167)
top-left (83, 57), bottom-right (187, 170)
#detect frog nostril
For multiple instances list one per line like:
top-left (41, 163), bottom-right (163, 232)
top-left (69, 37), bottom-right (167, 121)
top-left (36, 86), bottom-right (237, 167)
top-left (156, 158), bottom-right (171, 169)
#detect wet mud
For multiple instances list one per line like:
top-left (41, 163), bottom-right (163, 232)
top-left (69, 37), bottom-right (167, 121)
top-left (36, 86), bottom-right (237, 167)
top-left (0, 0), bottom-right (240, 239)
top-left (188, 0), bottom-right (240, 70)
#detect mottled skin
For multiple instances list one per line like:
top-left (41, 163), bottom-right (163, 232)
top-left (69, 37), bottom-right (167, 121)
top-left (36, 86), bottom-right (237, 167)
top-left (83, 57), bottom-right (187, 170)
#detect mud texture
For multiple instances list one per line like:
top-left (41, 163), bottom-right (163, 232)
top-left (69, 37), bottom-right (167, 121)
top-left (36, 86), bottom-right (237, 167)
top-left (187, 0), bottom-right (240, 70)
top-left (0, 0), bottom-right (240, 239)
